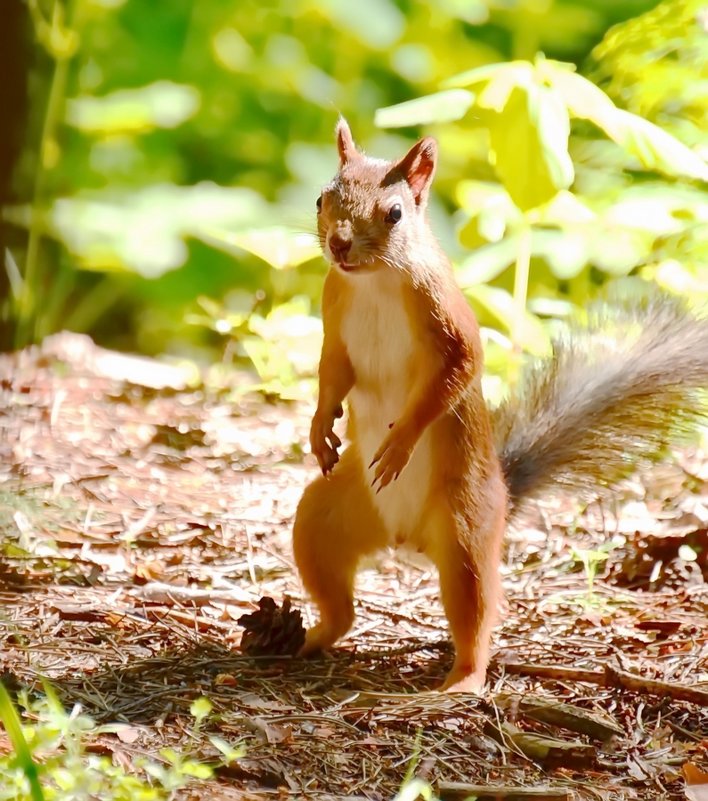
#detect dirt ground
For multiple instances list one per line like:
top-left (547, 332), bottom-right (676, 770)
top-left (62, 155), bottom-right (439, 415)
top-left (1, 333), bottom-right (707, 800)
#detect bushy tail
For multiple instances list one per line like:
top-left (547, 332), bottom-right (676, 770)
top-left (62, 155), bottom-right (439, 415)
top-left (493, 286), bottom-right (708, 519)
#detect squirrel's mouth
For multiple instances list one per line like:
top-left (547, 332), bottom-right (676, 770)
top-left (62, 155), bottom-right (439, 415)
top-left (336, 261), bottom-right (359, 272)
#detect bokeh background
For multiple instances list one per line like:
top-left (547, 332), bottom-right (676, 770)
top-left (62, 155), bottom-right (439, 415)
top-left (2, 0), bottom-right (707, 401)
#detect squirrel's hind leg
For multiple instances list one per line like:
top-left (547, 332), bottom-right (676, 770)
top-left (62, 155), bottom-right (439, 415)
top-left (293, 447), bottom-right (387, 655)
top-left (426, 493), bottom-right (505, 694)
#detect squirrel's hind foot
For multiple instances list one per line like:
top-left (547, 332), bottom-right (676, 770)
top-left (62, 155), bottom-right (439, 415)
top-left (439, 665), bottom-right (486, 695)
top-left (297, 623), bottom-right (344, 657)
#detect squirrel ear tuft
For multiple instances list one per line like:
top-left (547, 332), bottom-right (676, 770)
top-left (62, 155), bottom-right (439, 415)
top-left (336, 117), bottom-right (358, 166)
top-left (397, 137), bottom-right (437, 206)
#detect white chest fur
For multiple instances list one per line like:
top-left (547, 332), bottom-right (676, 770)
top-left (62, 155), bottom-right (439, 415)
top-left (340, 270), bottom-right (433, 543)
top-left (341, 271), bottom-right (414, 399)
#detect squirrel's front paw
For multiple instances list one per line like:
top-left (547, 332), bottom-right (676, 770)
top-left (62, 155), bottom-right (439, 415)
top-left (369, 423), bottom-right (414, 492)
top-left (309, 406), bottom-right (343, 475)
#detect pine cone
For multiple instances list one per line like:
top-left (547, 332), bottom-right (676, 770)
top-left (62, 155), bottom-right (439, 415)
top-left (237, 596), bottom-right (306, 656)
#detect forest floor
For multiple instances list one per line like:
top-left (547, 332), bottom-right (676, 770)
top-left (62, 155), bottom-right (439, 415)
top-left (1, 332), bottom-right (707, 801)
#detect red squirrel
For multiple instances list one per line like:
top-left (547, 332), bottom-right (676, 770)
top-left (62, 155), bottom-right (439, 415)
top-left (292, 118), bottom-right (708, 693)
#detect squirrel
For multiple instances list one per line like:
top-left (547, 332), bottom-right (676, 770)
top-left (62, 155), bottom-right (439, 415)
top-left (291, 117), bottom-right (708, 693)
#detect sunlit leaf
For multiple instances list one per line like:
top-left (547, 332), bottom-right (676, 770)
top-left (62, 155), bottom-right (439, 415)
top-left (488, 83), bottom-right (573, 211)
top-left (41, 185), bottom-right (269, 277)
top-left (393, 778), bottom-right (435, 801)
top-left (541, 62), bottom-right (618, 127)
top-left (0, 683), bottom-right (44, 801)
top-left (203, 228), bottom-right (321, 270)
top-left (375, 90), bottom-right (475, 127)
top-left (456, 181), bottom-right (521, 249)
top-left (654, 257), bottom-right (708, 295)
top-left (190, 697), bottom-right (213, 721)
top-left (456, 238), bottom-right (516, 285)
top-left (607, 110), bottom-right (708, 182)
top-left (181, 760), bottom-right (214, 779)
top-left (66, 81), bottom-right (200, 134)
top-left (457, 215), bottom-right (488, 250)
top-left (316, 0), bottom-right (404, 47)
top-left (242, 298), bottom-right (322, 386)
top-left (208, 735), bottom-right (246, 764)
top-left (159, 748), bottom-right (181, 764)
top-left (464, 284), bottom-right (551, 355)
top-left (590, 0), bottom-right (707, 148)
top-left (527, 297), bottom-right (577, 318)
top-left (535, 86), bottom-right (575, 193)
top-left (443, 61), bottom-right (515, 89)
top-left (590, 225), bottom-right (653, 274)
top-left (457, 227), bottom-right (591, 283)
top-left (545, 63), bottom-right (708, 181)
top-left (534, 228), bottom-right (590, 279)
top-left (532, 190), bottom-right (595, 226)
top-left (477, 62), bottom-right (534, 112)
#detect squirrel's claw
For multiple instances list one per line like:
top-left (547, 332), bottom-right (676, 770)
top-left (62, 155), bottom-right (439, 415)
top-left (310, 410), bottom-right (342, 476)
top-left (369, 428), bottom-right (412, 492)
top-left (318, 444), bottom-right (340, 476)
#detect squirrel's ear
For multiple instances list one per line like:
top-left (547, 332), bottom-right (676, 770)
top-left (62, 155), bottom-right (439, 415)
top-left (397, 137), bottom-right (437, 206)
top-left (336, 117), bottom-right (358, 166)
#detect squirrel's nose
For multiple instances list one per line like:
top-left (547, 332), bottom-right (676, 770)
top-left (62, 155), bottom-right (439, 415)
top-left (329, 234), bottom-right (352, 262)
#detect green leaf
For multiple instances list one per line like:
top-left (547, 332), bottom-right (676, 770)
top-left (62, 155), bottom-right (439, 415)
top-left (607, 110), bottom-right (708, 182)
top-left (208, 735), bottom-right (246, 764)
top-left (533, 190), bottom-right (595, 226)
top-left (588, 225), bottom-right (653, 275)
top-left (533, 229), bottom-right (590, 279)
top-left (476, 62), bottom-right (534, 112)
top-left (535, 86), bottom-right (575, 193)
top-left (66, 81), bottom-right (200, 134)
top-left (0, 683), bottom-right (44, 801)
top-left (488, 83), bottom-right (573, 212)
top-left (39, 184), bottom-right (269, 277)
top-left (541, 62), bottom-right (618, 127)
top-left (52, 767), bottom-right (76, 791)
top-left (143, 763), bottom-right (169, 782)
top-left (160, 748), bottom-right (181, 765)
top-left (375, 89), bottom-right (475, 128)
top-left (655, 256), bottom-right (708, 295)
top-left (443, 61), bottom-right (516, 89)
top-left (465, 284), bottom-right (551, 356)
top-left (456, 238), bottom-right (517, 285)
top-left (321, 0), bottom-right (404, 47)
top-left (190, 697), bottom-right (213, 721)
top-left (180, 760), bottom-right (214, 779)
top-left (202, 227), bottom-right (320, 270)
top-left (393, 778), bottom-right (436, 801)
top-left (545, 64), bottom-right (708, 181)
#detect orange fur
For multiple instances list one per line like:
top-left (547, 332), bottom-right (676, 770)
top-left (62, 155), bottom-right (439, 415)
top-left (293, 119), bottom-right (506, 693)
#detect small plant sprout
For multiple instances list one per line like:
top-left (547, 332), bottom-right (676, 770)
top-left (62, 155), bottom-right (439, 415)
top-left (393, 779), bottom-right (439, 801)
top-left (571, 543), bottom-right (615, 602)
top-left (189, 696), bottom-right (213, 737)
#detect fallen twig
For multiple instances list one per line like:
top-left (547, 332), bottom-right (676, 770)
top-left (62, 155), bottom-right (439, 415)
top-left (130, 581), bottom-right (253, 607)
top-left (605, 664), bottom-right (708, 707)
top-left (438, 782), bottom-right (571, 800)
top-left (502, 662), bottom-right (708, 707)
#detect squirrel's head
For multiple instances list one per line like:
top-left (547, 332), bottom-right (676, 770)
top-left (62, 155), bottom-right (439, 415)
top-left (317, 117), bottom-right (437, 275)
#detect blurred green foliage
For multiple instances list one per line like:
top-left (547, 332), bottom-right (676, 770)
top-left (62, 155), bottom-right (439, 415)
top-left (0, 682), bottom-right (242, 800)
top-left (4, 0), bottom-right (707, 398)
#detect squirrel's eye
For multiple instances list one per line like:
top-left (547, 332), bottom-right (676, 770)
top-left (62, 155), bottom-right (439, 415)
top-left (387, 203), bottom-right (402, 224)
top-left (316, 195), bottom-right (322, 212)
